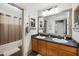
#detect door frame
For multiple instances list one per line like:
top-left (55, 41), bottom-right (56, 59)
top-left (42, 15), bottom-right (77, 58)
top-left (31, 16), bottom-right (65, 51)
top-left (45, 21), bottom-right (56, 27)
top-left (8, 3), bottom-right (24, 56)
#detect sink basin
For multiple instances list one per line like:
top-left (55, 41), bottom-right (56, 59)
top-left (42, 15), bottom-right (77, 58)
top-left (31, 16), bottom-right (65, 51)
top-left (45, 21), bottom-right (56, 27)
top-left (36, 36), bottom-right (46, 39)
top-left (52, 38), bottom-right (68, 43)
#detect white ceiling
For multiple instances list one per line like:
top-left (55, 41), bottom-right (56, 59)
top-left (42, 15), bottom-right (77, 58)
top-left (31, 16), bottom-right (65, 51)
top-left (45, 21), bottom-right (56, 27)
top-left (15, 3), bottom-right (72, 11)
top-left (24, 3), bottom-right (57, 11)
top-left (15, 3), bottom-right (58, 11)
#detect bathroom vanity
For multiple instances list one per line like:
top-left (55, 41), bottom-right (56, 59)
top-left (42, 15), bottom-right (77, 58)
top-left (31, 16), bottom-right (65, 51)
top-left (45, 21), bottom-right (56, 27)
top-left (32, 34), bottom-right (79, 56)
top-left (31, 8), bottom-right (79, 56)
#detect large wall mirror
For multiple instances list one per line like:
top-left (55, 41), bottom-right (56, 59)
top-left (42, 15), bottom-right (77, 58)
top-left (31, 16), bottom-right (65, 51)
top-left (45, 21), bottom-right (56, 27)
top-left (38, 9), bottom-right (72, 36)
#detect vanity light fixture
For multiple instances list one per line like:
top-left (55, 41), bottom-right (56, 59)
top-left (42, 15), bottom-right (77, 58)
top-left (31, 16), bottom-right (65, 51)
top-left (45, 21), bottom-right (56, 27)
top-left (42, 5), bottom-right (58, 16)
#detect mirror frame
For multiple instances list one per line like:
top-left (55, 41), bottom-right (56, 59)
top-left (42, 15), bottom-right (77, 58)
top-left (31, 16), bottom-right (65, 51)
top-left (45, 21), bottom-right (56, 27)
top-left (38, 8), bottom-right (72, 36)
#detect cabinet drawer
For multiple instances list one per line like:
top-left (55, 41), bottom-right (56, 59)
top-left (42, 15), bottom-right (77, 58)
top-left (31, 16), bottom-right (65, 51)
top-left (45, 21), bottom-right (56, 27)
top-left (47, 42), bottom-right (59, 48)
top-left (59, 45), bottom-right (77, 53)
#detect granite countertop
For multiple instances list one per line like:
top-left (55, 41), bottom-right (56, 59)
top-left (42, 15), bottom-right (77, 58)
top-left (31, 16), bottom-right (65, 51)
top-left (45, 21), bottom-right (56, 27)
top-left (32, 35), bottom-right (78, 48)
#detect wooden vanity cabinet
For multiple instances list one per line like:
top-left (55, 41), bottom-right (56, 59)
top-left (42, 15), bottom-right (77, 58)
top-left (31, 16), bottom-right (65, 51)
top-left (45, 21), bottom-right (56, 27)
top-left (38, 40), bottom-right (47, 56)
top-left (47, 42), bottom-right (59, 56)
top-left (47, 42), bottom-right (77, 56)
top-left (47, 46), bottom-right (58, 56)
top-left (59, 45), bottom-right (76, 53)
top-left (32, 38), bottom-right (78, 56)
top-left (77, 48), bottom-right (79, 56)
top-left (32, 39), bottom-right (38, 52)
top-left (32, 39), bottom-right (47, 55)
top-left (58, 50), bottom-right (76, 56)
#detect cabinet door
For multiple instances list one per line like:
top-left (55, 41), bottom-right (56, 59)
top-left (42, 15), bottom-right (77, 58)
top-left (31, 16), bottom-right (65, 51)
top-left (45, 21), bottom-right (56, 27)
top-left (47, 46), bottom-right (58, 56)
top-left (38, 40), bottom-right (47, 56)
top-left (59, 45), bottom-right (77, 53)
top-left (59, 50), bottom-right (76, 56)
top-left (32, 39), bottom-right (38, 52)
top-left (78, 49), bottom-right (79, 56)
top-left (47, 42), bottom-right (59, 56)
